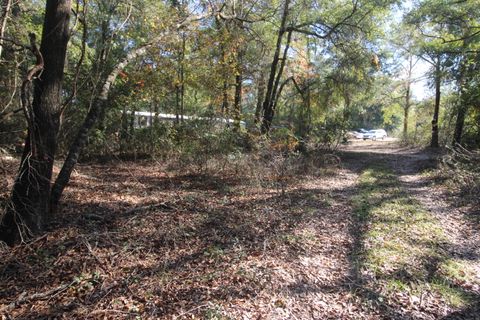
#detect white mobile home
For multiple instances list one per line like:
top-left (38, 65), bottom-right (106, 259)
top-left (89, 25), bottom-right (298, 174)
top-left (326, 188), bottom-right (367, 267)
top-left (124, 111), bottom-right (246, 129)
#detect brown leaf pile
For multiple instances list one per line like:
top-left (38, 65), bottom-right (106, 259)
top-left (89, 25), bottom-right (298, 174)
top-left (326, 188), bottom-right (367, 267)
top-left (1, 142), bottom-right (478, 319)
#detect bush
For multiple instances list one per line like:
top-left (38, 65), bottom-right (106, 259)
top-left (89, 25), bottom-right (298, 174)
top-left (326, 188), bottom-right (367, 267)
top-left (440, 145), bottom-right (480, 205)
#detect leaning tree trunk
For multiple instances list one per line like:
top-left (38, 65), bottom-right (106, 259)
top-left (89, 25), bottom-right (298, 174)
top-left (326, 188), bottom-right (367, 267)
top-left (0, 0), bottom-right (71, 246)
top-left (50, 63), bottom-right (127, 212)
top-left (452, 67), bottom-right (467, 146)
top-left (50, 11), bottom-right (213, 210)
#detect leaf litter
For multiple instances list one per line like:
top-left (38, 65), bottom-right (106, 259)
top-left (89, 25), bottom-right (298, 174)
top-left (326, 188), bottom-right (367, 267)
top-left (0, 140), bottom-right (478, 319)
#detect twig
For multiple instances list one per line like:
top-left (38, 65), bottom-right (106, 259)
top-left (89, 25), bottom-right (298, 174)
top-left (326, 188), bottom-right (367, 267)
top-left (124, 202), bottom-right (176, 215)
top-left (173, 303), bottom-right (211, 319)
top-left (89, 309), bottom-right (136, 316)
top-left (0, 37), bottom-right (30, 50)
top-left (82, 237), bottom-right (109, 273)
top-left (8, 280), bottom-right (76, 309)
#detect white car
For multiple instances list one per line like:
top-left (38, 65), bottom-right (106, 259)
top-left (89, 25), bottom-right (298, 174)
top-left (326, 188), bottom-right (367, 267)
top-left (352, 129), bottom-right (369, 139)
top-left (363, 129), bottom-right (387, 140)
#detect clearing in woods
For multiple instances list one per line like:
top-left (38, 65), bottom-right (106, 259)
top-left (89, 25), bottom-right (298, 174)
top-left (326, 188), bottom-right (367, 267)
top-left (0, 140), bottom-right (479, 319)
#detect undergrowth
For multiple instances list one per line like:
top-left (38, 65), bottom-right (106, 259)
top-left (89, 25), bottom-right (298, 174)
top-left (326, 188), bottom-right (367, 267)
top-left (438, 145), bottom-right (480, 209)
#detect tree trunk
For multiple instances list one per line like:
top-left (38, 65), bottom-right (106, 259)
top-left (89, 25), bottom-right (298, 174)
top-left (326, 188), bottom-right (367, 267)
top-left (452, 38), bottom-right (472, 146)
top-left (272, 30), bottom-right (292, 112)
top-left (10, 10), bottom-right (211, 220)
top-left (403, 99), bottom-right (409, 140)
top-left (233, 47), bottom-right (243, 131)
top-left (180, 33), bottom-right (185, 122)
top-left (452, 54), bottom-right (474, 146)
top-left (175, 32), bottom-right (186, 124)
top-left (254, 69), bottom-right (265, 125)
top-left (430, 57), bottom-right (441, 148)
top-left (50, 11), bottom-right (212, 210)
top-left (51, 83), bottom-right (113, 212)
top-left (0, 0), bottom-right (71, 246)
top-left (175, 84), bottom-right (180, 123)
top-left (403, 56), bottom-right (413, 140)
top-left (453, 103), bottom-right (468, 145)
top-left (221, 79), bottom-right (229, 119)
top-left (220, 38), bottom-right (229, 120)
top-left (0, 0), bottom-right (12, 59)
top-left (261, 0), bottom-right (290, 134)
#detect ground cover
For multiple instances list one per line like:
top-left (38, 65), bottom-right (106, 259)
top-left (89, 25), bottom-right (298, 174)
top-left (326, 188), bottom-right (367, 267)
top-left (0, 140), bottom-right (478, 319)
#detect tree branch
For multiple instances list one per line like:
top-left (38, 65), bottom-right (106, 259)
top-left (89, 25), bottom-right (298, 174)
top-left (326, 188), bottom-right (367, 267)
top-left (286, 0), bottom-right (359, 39)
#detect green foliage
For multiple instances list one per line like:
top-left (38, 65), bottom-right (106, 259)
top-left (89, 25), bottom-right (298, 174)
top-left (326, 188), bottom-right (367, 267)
top-left (2, 0), bottom-right (480, 161)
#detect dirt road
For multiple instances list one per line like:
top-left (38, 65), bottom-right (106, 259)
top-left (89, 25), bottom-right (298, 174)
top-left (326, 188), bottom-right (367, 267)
top-left (336, 139), bottom-right (480, 319)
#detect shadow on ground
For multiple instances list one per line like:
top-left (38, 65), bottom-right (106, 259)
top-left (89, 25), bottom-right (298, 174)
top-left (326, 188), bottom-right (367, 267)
top-left (1, 142), bottom-right (478, 319)
top-left (340, 144), bottom-right (480, 319)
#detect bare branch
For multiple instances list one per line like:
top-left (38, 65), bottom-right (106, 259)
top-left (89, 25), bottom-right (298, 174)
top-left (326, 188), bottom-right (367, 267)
top-left (62, 1), bottom-right (88, 111)
top-left (287, 0), bottom-right (360, 39)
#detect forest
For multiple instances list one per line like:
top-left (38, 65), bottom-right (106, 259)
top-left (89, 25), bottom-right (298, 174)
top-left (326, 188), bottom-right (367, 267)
top-left (0, 0), bottom-right (479, 319)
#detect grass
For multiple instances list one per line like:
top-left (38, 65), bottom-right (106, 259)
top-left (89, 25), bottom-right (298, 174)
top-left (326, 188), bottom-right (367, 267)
top-left (352, 164), bottom-right (476, 309)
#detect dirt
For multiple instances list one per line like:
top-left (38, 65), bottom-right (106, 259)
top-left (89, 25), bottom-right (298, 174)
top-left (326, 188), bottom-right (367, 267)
top-left (0, 140), bottom-right (478, 319)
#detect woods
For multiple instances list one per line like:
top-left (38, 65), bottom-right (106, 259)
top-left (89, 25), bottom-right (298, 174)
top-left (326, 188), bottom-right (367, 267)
top-left (0, 0), bottom-right (479, 318)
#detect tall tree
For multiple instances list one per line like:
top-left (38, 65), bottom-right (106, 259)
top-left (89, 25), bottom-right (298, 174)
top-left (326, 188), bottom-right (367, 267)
top-left (0, 0), bottom-right (71, 245)
top-left (407, 0), bottom-right (480, 145)
top-left (403, 54), bottom-right (415, 140)
top-left (0, 0), bottom-right (12, 59)
top-left (260, 0), bottom-right (291, 134)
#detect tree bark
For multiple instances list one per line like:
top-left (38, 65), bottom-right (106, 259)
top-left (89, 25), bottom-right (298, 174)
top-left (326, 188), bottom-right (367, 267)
top-left (0, 0), bottom-right (71, 246)
top-left (261, 0), bottom-right (290, 134)
top-left (272, 30), bottom-right (292, 112)
top-left (254, 69), bottom-right (265, 125)
top-left (233, 47), bottom-right (243, 131)
top-left (452, 54), bottom-right (474, 146)
top-left (219, 35), bottom-right (229, 120)
top-left (0, 0), bottom-right (12, 59)
top-left (180, 32), bottom-right (185, 122)
top-left (403, 95), bottom-right (410, 140)
top-left (452, 37), bottom-right (472, 146)
top-left (221, 79), bottom-right (229, 118)
top-left (430, 57), bottom-right (441, 148)
top-left (453, 103), bottom-right (468, 145)
top-left (403, 56), bottom-right (413, 140)
top-left (50, 50), bottom-right (141, 211)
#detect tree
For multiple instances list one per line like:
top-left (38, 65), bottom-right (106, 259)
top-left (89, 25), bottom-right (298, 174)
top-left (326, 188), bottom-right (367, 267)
top-left (50, 6), bottom-right (218, 210)
top-left (260, 0), bottom-right (396, 134)
top-left (407, 0), bottom-right (480, 145)
top-left (0, 0), bottom-right (72, 245)
top-left (260, 0), bottom-right (291, 134)
top-left (402, 54), bottom-right (415, 140)
top-left (0, 0), bottom-right (12, 59)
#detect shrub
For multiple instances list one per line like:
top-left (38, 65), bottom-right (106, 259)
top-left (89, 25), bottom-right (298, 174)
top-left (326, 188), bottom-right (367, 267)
top-left (440, 145), bottom-right (480, 205)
